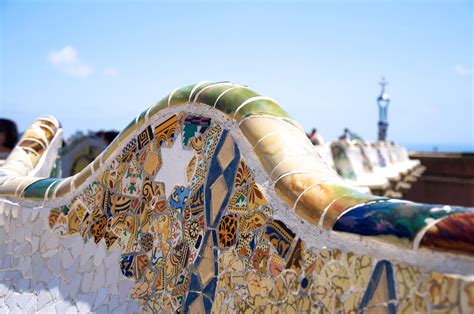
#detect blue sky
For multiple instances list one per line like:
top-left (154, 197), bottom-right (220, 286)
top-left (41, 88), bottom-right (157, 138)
top-left (1, 0), bottom-right (472, 150)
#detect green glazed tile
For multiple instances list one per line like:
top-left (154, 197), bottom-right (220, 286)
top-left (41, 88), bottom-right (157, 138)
top-left (189, 82), bottom-right (215, 101)
top-left (235, 98), bottom-right (292, 120)
top-left (214, 87), bottom-right (260, 116)
top-left (23, 178), bottom-right (62, 199)
top-left (46, 179), bottom-right (63, 199)
top-left (169, 84), bottom-right (199, 107)
top-left (194, 84), bottom-right (237, 108)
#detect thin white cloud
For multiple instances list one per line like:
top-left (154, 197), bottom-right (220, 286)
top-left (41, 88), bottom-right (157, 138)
top-left (454, 64), bottom-right (472, 77)
top-left (48, 46), bottom-right (93, 78)
top-left (103, 67), bottom-right (118, 77)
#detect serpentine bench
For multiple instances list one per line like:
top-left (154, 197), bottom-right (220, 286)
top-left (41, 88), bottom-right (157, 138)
top-left (0, 82), bottom-right (472, 313)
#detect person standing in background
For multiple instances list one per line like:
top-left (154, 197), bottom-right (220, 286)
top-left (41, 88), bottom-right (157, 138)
top-left (307, 128), bottom-right (325, 145)
top-left (0, 119), bottom-right (19, 160)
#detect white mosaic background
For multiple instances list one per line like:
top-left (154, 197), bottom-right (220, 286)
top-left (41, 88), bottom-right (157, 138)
top-left (0, 200), bottom-right (140, 313)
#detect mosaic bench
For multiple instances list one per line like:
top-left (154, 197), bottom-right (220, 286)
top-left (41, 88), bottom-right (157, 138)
top-left (0, 82), bottom-right (473, 313)
top-left (329, 140), bottom-right (421, 197)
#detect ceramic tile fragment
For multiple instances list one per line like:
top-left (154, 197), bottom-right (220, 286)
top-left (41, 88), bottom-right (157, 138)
top-left (217, 134), bottom-right (235, 170)
top-left (209, 175), bottom-right (228, 224)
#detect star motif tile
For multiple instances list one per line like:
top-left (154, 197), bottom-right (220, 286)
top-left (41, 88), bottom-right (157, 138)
top-left (154, 133), bottom-right (195, 199)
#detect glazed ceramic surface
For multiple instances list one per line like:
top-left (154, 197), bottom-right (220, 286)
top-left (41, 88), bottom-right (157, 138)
top-left (0, 82), bottom-right (472, 313)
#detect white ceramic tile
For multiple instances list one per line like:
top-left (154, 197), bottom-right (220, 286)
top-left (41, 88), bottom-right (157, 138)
top-left (105, 263), bottom-right (120, 287)
top-left (42, 247), bottom-right (59, 259)
top-left (46, 253), bottom-right (60, 275)
top-left (95, 304), bottom-right (109, 313)
top-left (93, 242), bottom-right (106, 267)
top-left (55, 301), bottom-right (71, 313)
top-left (9, 304), bottom-right (22, 314)
top-left (29, 208), bottom-right (40, 222)
top-left (94, 287), bottom-right (109, 310)
top-left (4, 290), bottom-right (17, 309)
top-left (80, 239), bottom-right (96, 266)
top-left (118, 280), bottom-right (133, 303)
top-left (3, 203), bottom-right (11, 217)
top-left (67, 275), bottom-right (81, 298)
top-left (30, 237), bottom-right (39, 254)
top-left (108, 283), bottom-right (119, 296)
top-left (21, 295), bottom-right (37, 314)
top-left (10, 204), bottom-right (19, 219)
top-left (76, 293), bottom-right (95, 313)
top-left (81, 272), bottom-right (94, 293)
top-left (21, 207), bottom-right (31, 225)
top-left (18, 256), bottom-right (32, 277)
top-left (59, 280), bottom-right (70, 300)
top-left (62, 248), bottom-right (74, 269)
top-left (36, 290), bottom-right (52, 310)
top-left (78, 257), bottom-right (92, 273)
top-left (126, 301), bottom-right (140, 313)
top-left (16, 278), bottom-right (30, 291)
top-left (0, 212), bottom-right (6, 227)
top-left (108, 295), bottom-right (119, 312)
top-left (38, 304), bottom-right (58, 314)
top-left (0, 284), bottom-right (9, 297)
top-left (113, 303), bottom-right (128, 314)
top-left (65, 305), bottom-right (79, 313)
top-left (44, 234), bottom-right (59, 250)
top-left (47, 276), bottom-right (61, 300)
top-left (63, 259), bottom-right (80, 284)
top-left (31, 254), bottom-right (43, 283)
top-left (92, 263), bottom-right (105, 291)
top-left (39, 267), bottom-right (52, 283)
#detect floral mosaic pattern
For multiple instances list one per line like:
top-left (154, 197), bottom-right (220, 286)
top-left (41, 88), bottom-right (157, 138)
top-left (46, 113), bottom-right (474, 313)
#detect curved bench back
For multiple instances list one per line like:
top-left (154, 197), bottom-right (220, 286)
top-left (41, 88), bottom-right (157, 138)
top-left (0, 82), bottom-right (472, 313)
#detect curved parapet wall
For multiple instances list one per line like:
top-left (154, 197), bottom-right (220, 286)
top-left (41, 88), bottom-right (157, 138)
top-left (330, 141), bottom-right (357, 181)
top-left (61, 136), bottom-right (109, 177)
top-left (0, 116), bottom-right (62, 181)
top-left (0, 82), bottom-right (473, 312)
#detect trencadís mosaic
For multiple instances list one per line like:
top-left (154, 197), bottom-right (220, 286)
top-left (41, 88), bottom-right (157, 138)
top-left (46, 112), bottom-right (474, 313)
top-left (0, 82), bottom-right (473, 312)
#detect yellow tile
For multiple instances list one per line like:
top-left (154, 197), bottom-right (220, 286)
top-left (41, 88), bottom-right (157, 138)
top-left (54, 177), bottom-right (73, 198)
top-left (269, 277), bottom-right (288, 302)
top-left (270, 156), bottom-right (335, 182)
top-left (461, 282), bottom-right (474, 312)
top-left (197, 239), bottom-right (215, 286)
top-left (217, 134), bottom-right (235, 170)
top-left (276, 177), bottom-right (345, 226)
top-left (331, 266), bottom-right (351, 295)
top-left (247, 272), bottom-right (263, 298)
top-left (282, 270), bottom-right (299, 293)
top-left (210, 175), bottom-right (228, 224)
top-left (72, 164), bottom-right (93, 190)
top-left (366, 266), bottom-right (389, 308)
top-left (186, 156), bottom-right (197, 183)
top-left (189, 294), bottom-right (205, 314)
